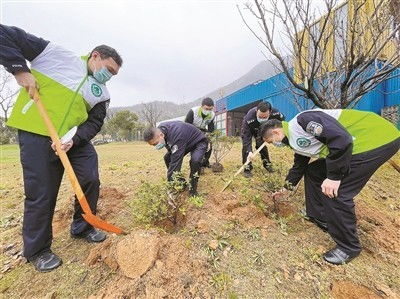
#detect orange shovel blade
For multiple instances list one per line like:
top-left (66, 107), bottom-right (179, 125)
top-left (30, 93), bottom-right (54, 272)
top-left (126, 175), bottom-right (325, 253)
top-left (82, 213), bottom-right (123, 234)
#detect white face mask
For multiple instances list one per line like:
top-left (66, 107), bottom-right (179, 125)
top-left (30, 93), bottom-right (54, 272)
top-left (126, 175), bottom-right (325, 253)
top-left (273, 141), bottom-right (285, 147)
top-left (257, 117), bottom-right (268, 123)
top-left (202, 109), bottom-right (211, 115)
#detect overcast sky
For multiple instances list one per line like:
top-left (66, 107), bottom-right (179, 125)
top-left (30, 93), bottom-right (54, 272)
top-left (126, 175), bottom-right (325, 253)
top-left (1, 0), bottom-right (273, 107)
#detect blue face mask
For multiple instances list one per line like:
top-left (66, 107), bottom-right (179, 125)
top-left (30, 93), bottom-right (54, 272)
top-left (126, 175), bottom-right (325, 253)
top-left (155, 142), bottom-right (165, 150)
top-left (257, 117), bottom-right (268, 123)
top-left (93, 67), bottom-right (113, 84)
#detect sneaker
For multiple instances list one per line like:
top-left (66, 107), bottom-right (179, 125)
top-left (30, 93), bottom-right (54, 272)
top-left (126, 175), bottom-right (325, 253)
top-left (243, 169), bottom-right (253, 178)
top-left (29, 250), bottom-right (62, 272)
top-left (323, 247), bottom-right (361, 265)
top-left (264, 164), bottom-right (275, 173)
top-left (71, 228), bottom-right (107, 243)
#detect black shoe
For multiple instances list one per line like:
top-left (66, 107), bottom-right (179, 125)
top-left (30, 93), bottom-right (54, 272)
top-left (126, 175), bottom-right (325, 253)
top-left (29, 250), bottom-right (62, 272)
top-left (264, 164), bottom-right (275, 173)
top-left (243, 169), bottom-right (253, 178)
top-left (189, 191), bottom-right (198, 197)
top-left (72, 228), bottom-right (107, 243)
top-left (323, 247), bottom-right (360, 265)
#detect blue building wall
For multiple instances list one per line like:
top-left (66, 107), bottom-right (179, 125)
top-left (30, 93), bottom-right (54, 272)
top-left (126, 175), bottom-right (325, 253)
top-left (217, 68), bottom-right (400, 121)
top-left (385, 68), bottom-right (400, 107)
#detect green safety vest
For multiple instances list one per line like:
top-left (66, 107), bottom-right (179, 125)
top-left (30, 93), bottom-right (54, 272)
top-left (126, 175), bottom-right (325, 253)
top-left (7, 42), bottom-right (110, 137)
top-left (191, 106), bottom-right (215, 130)
top-left (282, 109), bottom-right (400, 158)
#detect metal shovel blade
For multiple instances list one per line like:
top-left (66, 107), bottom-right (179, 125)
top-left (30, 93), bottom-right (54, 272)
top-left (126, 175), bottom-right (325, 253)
top-left (82, 213), bottom-right (124, 234)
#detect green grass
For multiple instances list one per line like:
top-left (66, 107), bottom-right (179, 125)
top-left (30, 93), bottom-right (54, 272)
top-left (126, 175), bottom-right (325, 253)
top-left (0, 144), bottom-right (19, 163)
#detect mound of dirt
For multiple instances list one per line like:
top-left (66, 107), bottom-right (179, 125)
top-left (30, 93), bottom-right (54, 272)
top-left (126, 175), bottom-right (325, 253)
top-left (116, 231), bottom-right (159, 279)
top-left (86, 237), bottom-right (118, 270)
top-left (356, 203), bottom-right (400, 254)
top-left (331, 281), bottom-right (382, 299)
top-left (88, 231), bottom-right (211, 298)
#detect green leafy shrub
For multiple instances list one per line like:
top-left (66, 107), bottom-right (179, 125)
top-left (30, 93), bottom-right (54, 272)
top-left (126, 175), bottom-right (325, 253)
top-left (131, 181), bottom-right (170, 225)
top-left (131, 172), bottom-right (204, 226)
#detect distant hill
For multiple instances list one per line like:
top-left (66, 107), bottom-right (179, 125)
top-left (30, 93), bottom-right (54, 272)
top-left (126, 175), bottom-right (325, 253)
top-left (109, 60), bottom-right (284, 122)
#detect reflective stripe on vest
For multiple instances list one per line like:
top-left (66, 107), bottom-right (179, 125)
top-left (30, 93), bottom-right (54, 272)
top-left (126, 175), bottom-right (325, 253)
top-left (7, 43), bottom-right (110, 137)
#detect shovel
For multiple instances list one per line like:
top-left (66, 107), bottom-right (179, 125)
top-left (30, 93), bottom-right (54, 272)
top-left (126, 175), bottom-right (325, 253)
top-left (32, 89), bottom-right (123, 234)
top-left (221, 142), bottom-right (268, 192)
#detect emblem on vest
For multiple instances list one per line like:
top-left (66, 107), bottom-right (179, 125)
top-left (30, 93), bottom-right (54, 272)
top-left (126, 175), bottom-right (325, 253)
top-left (171, 144), bottom-right (178, 154)
top-left (91, 83), bottom-right (103, 97)
top-left (296, 137), bottom-right (311, 148)
top-left (306, 121), bottom-right (323, 136)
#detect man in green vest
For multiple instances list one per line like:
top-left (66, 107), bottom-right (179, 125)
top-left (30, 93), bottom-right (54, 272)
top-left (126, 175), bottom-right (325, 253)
top-left (0, 24), bottom-right (123, 272)
top-left (259, 109), bottom-right (399, 265)
top-left (185, 97), bottom-right (215, 170)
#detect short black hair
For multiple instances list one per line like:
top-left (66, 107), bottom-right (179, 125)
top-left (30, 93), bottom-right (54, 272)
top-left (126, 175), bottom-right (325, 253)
top-left (259, 119), bottom-right (282, 139)
top-left (201, 97), bottom-right (214, 107)
top-left (143, 127), bottom-right (157, 142)
top-left (90, 45), bottom-right (123, 67)
top-left (257, 101), bottom-right (272, 112)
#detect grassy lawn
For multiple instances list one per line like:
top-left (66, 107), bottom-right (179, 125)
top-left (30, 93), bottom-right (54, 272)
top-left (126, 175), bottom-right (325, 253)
top-left (0, 141), bottom-right (399, 298)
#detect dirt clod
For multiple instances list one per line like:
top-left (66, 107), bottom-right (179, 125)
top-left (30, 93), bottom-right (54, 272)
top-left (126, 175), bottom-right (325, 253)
top-left (116, 231), bottom-right (159, 279)
top-left (196, 219), bottom-right (210, 233)
top-left (208, 240), bottom-right (219, 250)
top-left (331, 281), bottom-right (382, 299)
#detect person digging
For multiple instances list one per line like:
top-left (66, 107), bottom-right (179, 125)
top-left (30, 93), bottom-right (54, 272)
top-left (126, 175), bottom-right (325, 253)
top-left (143, 121), bottom-right (208, 197)
top-left (259, 109), bottom-right (399, 265)
top-left (241, 101), bottom-right (285, 177)
top-left (0, 25), bottom-right (122, 272)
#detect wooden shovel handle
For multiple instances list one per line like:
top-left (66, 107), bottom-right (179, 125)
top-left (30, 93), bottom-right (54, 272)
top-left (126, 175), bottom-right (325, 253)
top-left (32, 90), bottom-right (92, 215)
top-left (221, 142), bottom-right (268, 192)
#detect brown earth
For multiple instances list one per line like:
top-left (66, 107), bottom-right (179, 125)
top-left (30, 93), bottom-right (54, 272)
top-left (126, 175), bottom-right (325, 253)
top-left (357, 203), bottom-right (400, 254)
top-left (87, 231), bottom-right (211, 298)
top-left (2, 143), bottom-right (399, 298)
top-left (97, 186), bottom-right (126, 219)
top-left (52, 186), bottom-right (126, 236)
top-left (331, 280), bottom-right (382, 299)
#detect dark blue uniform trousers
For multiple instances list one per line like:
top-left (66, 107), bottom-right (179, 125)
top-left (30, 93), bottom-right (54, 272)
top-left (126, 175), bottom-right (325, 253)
top-left (18, 130), bottom-right (100, 259)
top-left (164, 140), bottom-right (208, 184)
top-left (304, 138), bottom-right (400, 253)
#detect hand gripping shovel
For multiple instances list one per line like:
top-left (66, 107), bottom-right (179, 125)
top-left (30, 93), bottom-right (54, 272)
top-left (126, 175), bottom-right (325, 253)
top-left (221, 141), bottom-right (268, 192)
top-left (32, 90), bottom-right (123, 234)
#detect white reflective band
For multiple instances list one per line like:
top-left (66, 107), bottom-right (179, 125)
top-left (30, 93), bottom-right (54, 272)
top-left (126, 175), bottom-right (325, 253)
top-left (21, 100), bottom-right (34, 114)
top-left (60, 126), bottom-right (77, 143)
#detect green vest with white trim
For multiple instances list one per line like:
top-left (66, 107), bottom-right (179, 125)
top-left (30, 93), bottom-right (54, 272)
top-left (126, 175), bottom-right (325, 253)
top-left (191, 106), bottom-right (215, 131)
top-left (7, 43), bottom-right (110, 137)
top-left (282, 109), bottom-right (400, 158)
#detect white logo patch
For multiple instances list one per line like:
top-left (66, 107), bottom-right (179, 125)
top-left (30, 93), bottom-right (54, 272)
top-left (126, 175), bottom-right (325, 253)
top-left (306, 121), bottom-right (323, 136)
top-left (171, 144), bottom-right (178, 154)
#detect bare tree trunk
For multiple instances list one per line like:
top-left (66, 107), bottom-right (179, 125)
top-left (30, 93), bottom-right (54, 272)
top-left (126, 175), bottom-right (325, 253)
top-left (140, 102), bottom-right (163, 127)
